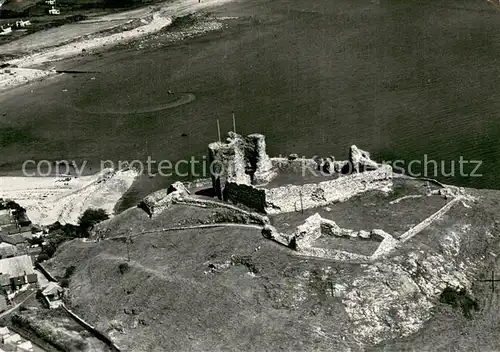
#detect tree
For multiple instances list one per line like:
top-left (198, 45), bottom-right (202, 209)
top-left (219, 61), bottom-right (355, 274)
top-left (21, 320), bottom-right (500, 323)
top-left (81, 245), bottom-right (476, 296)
top-left (36, 253), bottom-right (50, 263)
top-left (64, 265), bottom-right (76, 279)
top-left (119, 262), bottom-right (130, 275)
top-left (78, 208), bottom-right (109, 237)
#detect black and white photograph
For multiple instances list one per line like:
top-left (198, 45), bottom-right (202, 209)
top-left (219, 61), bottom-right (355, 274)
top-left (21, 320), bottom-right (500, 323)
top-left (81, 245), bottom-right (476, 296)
top-left (0, 0), bottom-right (499, 350)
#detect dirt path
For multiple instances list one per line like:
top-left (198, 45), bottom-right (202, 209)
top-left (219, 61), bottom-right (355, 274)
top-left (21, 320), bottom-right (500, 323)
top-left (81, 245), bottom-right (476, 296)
top-left (0, 291), bottom-right (36, 319)
top-left (107, 222), bottom-right (263, 241)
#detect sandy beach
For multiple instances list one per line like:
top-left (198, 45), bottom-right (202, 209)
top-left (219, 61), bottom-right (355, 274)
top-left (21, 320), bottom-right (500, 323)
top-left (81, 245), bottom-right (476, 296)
top-left (0, 67), bottom-right (57, 92)
top-left (0, 168), bottom-right (139, 226)
top-left (0, 0), bottom-right (235, 91)
top-left (0, 0), bottom-right (237, 225)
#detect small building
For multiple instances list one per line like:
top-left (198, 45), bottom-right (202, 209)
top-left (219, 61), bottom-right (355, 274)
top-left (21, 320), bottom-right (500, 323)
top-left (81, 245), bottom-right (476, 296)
top-left (0, 26), bottom-right (11, 36)
top-left (16, 214), bottom-right (31, 228)
top-left (0, 296), bottom-right (7, 313)
top-left (41, 282), bottom-right (63, 309)
top-left (0, 255), bottom-right (36, 298)
top-left (48, 6), bottom-right (60, 15)
top-left (0, 210), bottom-right (10, 226)
top-left (10, 276), bottom-right (26, 290)
top-left (26, 274), bottom-right (37, 284)
top-left (0, 274), bottom-right (11, 296)
top-left (0, 255), bottom-right (34, 278)
top-left (17, 231), bottom-right (32, 241)
top-left (0, 225), bottom-right (16, 235)
top-left (14, 20), bottom-right (31, 28)
top-left (0, 326), bottom-right (34, 351)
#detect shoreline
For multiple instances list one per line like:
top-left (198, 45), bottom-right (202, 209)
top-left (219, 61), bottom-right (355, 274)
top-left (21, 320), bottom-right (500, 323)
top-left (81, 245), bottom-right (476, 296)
top-left (0, 0), bottom-right (236, 92)
top-left (0, 168), bottom-right (140, 226)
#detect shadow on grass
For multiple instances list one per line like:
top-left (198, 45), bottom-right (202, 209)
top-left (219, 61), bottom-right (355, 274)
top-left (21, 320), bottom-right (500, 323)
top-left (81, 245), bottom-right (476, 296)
top-left (439, 286), bottom-right (480, 319)
top-left (194, 187), bottom-right (215, 197)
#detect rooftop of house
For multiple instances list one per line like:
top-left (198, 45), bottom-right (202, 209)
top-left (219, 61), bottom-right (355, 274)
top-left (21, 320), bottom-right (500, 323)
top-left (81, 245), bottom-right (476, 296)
top-left (0, 255), bottom-right (34, 277)
top-left (17, 231), bottom-right (32, 240)
top-left (0, 225), bottom-right (16, 234)
top-left (26, 273), bottom-right (37, 283)
top-left (42, 282), bottom-right (62, 296)
top-left (0, 297), bottom-right (7, 313)
top-left (0, 234), bottom-right (26, 245)
top-left (0, 275), bottom-right (10, 287)
top-left (10, 276), bottom-right (26, 286)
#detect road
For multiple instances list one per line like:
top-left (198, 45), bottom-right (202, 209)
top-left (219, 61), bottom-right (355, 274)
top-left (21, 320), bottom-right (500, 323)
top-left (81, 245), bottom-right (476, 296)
top-left (0, 290), bottom-right (36, 319)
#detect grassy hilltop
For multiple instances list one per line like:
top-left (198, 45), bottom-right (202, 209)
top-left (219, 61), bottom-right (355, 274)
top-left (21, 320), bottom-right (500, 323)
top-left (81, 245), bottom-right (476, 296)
top-left (35, 179), bottom-right (500, 351)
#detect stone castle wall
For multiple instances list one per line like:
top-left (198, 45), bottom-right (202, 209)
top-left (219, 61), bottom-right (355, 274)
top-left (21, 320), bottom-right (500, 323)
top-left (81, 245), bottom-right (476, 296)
top-left (223, 182), bottom-right (267, 213)
top-left (208, 132), bottom-right (275, 199)
top-left (262, 164), bottom-right (393, 214)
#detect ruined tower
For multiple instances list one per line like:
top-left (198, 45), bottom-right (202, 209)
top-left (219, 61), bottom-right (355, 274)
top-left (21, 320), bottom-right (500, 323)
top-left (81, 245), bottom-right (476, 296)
top-left (208, 132), bottom-right (274, 199)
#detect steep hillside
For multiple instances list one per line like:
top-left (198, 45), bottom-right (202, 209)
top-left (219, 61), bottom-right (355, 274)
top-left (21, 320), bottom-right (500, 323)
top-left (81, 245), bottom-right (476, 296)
top-left (43, 182), bottom-right (500, 351)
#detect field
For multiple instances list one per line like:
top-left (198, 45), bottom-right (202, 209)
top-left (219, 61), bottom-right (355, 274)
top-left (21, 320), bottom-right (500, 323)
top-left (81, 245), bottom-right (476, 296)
top-left (46, 219), bottom-right (363, 351)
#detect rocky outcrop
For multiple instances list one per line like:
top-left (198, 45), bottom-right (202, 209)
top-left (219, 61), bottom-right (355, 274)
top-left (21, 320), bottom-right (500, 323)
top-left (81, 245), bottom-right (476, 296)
top-left (140, 181), bottom-right (190, 217)
top-left (343, 250), bottom-right (477, 344)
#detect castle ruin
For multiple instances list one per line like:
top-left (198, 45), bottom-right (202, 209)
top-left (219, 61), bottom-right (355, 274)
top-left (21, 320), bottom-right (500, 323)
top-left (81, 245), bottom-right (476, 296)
top-left (208, 132), bottom-right (276, 199)
top-left (207, 132), bottom-right (393, 214)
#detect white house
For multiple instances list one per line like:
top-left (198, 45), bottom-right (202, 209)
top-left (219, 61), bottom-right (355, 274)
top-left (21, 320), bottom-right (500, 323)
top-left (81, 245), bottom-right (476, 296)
top-left (15, 20), bottom-right (31, 28)
top-left (0, 26), bottom-right (12, 35)
top-left (48, 6), bottom-right (60, 15)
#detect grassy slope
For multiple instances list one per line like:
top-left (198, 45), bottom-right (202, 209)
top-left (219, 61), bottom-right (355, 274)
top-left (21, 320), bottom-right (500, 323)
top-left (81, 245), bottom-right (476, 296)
top-left (47, 226), bottom-right (361, 351)
top-left (44, 181), bottom-right (500, 351)
top-left (372, 188), bottom-right (500, 351)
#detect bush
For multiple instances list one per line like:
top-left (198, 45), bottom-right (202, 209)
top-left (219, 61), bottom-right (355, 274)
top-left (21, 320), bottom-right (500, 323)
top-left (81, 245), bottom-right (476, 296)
top-left (231, 255), bottom-right (258, 274)
top-left (28, 237), bottom-right (44, 246)
top-left (439, 287), bottom-right (479, 318)
top-left (37, 209), bottom-right (108, 262)
top-left (64, 266), bottom-right (76, 279)
top-left (118, 263), bottom-right (130, 275)
top-left (78, 208), bottom-right (109, 237)
top-left (60, 278), bottom-right (69, 288)
top-left (169, 14), bottom-right (197, 30)
top-left (36, 253), bottom-right (50, 263)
